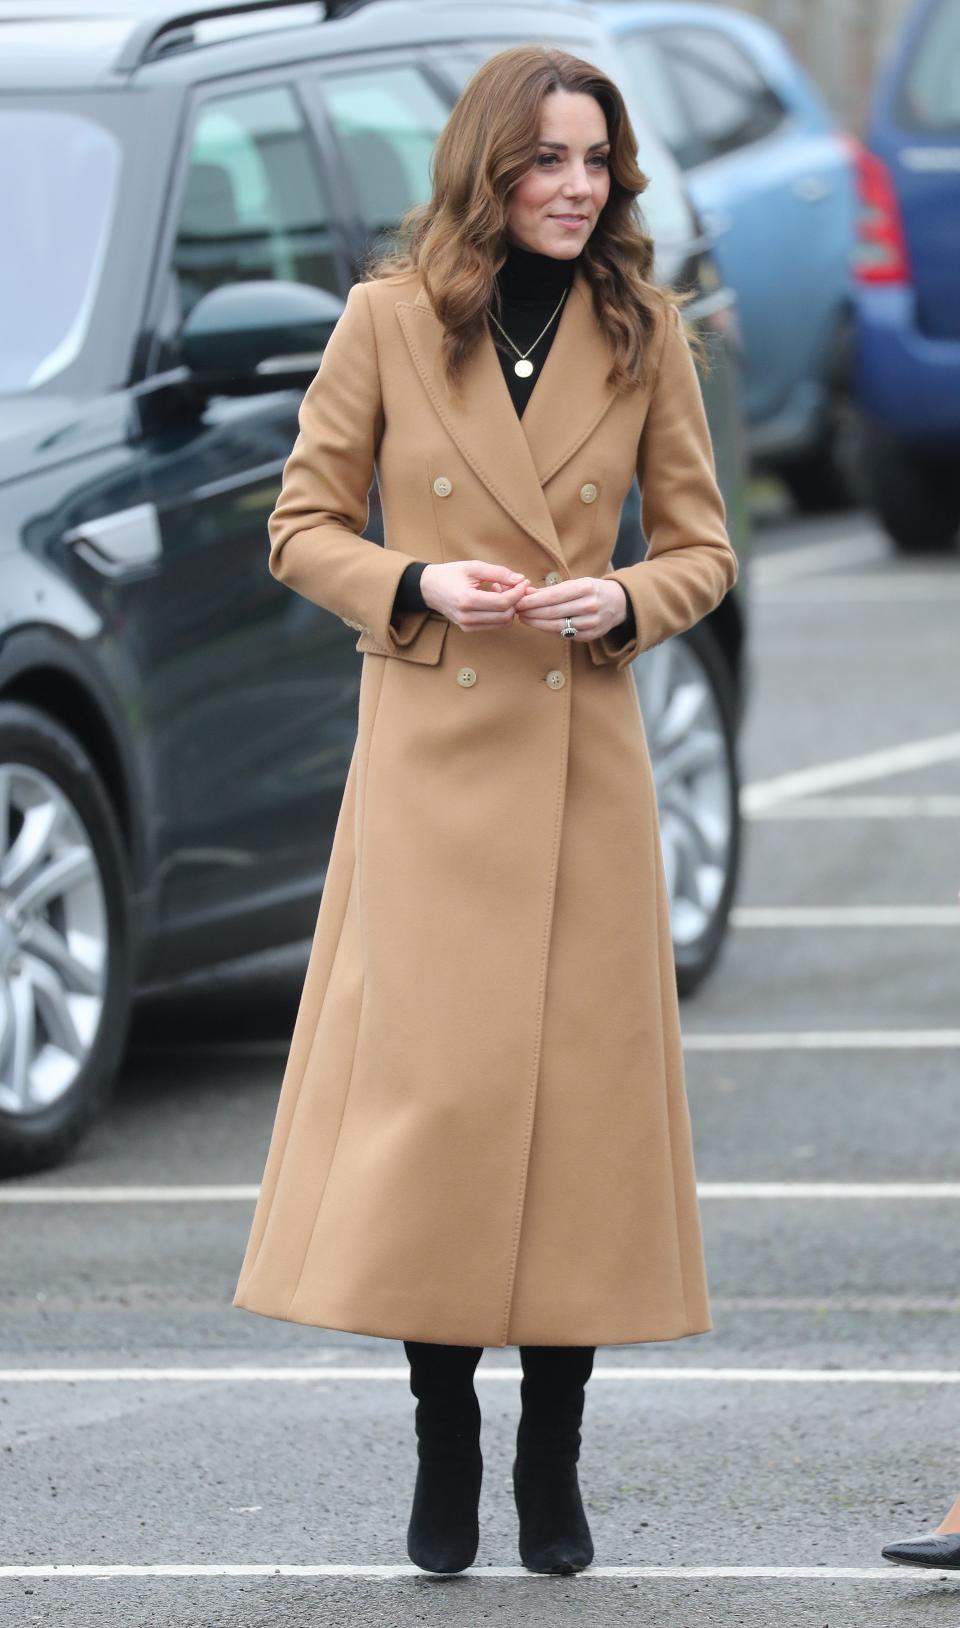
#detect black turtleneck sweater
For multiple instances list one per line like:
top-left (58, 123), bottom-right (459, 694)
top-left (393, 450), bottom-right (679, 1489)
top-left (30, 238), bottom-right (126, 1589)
top-left (389, 239), bottom-right (635, 645)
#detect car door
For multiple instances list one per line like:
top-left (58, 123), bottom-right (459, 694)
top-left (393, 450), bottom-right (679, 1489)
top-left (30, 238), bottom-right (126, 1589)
top-left (134, 77), bottom-right (358, 973)
top-left (617, 23), bottom-right (847, 427)
top-left (297, 55), bottom-right (453, 273)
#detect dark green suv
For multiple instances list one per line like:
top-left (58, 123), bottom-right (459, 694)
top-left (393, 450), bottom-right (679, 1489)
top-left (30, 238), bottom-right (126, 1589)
top-left (0, 0), bottom-right (750, 1174)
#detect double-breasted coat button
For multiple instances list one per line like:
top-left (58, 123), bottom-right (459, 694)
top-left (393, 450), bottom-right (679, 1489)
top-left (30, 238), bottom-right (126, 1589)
top-left (579, 482), bottom-right (598, 504)
top-left (433, 475), bottom-right (453, 497)
top-left (544, 570), bottom-right (563, 585)
top-left (457, 666), bottom-right (477, 687)
top-left (545, 669), bottom-right (566, 689)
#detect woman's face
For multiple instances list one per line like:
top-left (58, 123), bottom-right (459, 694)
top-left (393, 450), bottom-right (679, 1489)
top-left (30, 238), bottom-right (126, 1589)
top-left (504, 89), bottom-right (611, 259)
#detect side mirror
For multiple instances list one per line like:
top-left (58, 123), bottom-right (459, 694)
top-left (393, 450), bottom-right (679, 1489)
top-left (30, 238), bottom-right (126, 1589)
top-left (180, 280), bottom-right (346, 387)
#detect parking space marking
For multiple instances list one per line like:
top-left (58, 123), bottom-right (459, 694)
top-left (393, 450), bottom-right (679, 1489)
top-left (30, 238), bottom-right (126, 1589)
top-left (683, 1030), bottom-right (960, 1050)
top-left (712, 1295), bottom-right (960, 1311)
top-left (6, 1174), bottom-right (960, 1203)
top-left (742, 730), bottom-right (960, 813)
top-left (698, 1182), bottom-right (960, 1198)
top-left (731, 906), bottom-right (960, 926)
top-left (0, 1563), bottom-right (944, 1579)
top-left (1, 1366), bottom-right (960, 1383)
top-left (747, 796), bottom-right (960, 819)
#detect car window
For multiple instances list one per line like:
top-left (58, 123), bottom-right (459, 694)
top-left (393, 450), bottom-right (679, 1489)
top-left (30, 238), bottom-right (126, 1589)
top-left (900, 0), bottom-right (960, 132)
top-left (616, 30), bottom-right (703, 170)
top-left (171, 84), bottom-right (338, 323)
top-left (0, 107), bottom-right (120, 390)
top-left (319, 64), bottom-right (450, 250)
top-left (656, 26), bottom-right (785, 162)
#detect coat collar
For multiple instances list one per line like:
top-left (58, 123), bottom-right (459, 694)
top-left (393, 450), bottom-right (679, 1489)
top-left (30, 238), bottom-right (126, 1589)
top-left (395, 265), bottom-right (620, 569)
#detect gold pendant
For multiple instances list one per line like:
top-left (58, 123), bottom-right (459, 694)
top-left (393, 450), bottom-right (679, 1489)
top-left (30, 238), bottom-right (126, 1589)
top-left (514, 358), bottom-right (534, 378)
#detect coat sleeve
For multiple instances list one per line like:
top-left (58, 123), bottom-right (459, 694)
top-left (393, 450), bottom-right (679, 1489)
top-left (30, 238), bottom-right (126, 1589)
top-left (267, 279), bottom-right (432, 652)
top-left (588, 301), bottom-right (739, 671)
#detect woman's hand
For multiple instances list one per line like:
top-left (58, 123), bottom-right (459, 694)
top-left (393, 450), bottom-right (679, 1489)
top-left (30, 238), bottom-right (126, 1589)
top-left (420, 560), bottom-right (531, 631)
top-left (514, 576), bottom-right (629, 641)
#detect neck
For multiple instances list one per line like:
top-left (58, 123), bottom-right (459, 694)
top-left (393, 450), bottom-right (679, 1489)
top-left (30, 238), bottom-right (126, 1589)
top-left (495, 236), bottom-right (578, 302)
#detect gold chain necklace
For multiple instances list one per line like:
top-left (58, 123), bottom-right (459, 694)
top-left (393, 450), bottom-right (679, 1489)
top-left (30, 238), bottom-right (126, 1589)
top-left (487, 286), bottom-right (569, 378)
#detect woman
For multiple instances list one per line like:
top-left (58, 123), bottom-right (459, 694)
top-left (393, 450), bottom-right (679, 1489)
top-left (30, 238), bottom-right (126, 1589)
top-left (233, 45), bottom-right (738, 1576)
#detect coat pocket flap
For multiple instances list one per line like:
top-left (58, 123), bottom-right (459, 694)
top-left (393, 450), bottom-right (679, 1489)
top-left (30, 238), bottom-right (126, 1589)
top-left (356, 613), bottom-right (450, 666)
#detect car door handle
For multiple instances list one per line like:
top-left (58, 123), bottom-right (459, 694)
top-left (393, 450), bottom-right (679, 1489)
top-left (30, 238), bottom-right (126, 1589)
top-left (63, 502), bottom-right (162, 576)
top-left (793, 174), bottom-right (832, 203)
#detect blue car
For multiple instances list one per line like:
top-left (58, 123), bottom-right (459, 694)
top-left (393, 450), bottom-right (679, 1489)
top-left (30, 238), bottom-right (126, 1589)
top-left (854, 0), bottom-right (960, 553)
top-left (595, 1), bottom-right (858, 511)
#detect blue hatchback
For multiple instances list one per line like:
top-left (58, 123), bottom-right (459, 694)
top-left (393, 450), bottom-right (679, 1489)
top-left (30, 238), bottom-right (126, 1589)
top-left (595, 0), bottom-right (858, 512)
top-left (854, 0), bottom-right (960, 552)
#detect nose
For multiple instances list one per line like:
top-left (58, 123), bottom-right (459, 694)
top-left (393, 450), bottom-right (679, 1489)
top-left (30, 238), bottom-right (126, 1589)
top-left (561, 166), bottom-right (592, 199)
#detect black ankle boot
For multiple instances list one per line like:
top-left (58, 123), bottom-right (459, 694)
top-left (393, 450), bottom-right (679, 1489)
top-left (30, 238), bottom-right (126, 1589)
top-left (513, 1344), bottom-right (595, 1574)
top-left (404, 1340), bottom-right (484, 1574)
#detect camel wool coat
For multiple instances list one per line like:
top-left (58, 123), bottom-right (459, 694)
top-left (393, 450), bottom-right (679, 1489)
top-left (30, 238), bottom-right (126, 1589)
top-left (232, 261), bottom-right (739, 1348)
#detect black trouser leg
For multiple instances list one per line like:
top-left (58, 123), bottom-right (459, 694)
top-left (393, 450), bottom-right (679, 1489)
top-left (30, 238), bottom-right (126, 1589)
top-left (403, 1340), bottom-right (484, 1573)
top-left (513, 1344), bottom-right (596, 1573)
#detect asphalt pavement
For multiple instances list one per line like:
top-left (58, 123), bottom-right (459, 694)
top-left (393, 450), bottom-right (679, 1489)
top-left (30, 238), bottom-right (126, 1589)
top-left (2, 500), bottom-right (960, 1627)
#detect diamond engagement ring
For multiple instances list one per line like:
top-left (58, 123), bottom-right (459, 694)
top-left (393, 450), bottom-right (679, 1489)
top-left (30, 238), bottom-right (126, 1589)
top-left (561, 617), bottom-right (577, 639)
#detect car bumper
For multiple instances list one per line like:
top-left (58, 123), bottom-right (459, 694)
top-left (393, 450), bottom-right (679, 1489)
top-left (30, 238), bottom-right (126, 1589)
top-left (856, 285), bottom-right (960, 443)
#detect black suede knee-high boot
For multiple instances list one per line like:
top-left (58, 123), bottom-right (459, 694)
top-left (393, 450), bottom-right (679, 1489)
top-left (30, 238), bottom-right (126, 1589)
top-left (403, 1340), bottom-right (484, 1573)
top-left (513, 1344), bottom-right (596, 1574)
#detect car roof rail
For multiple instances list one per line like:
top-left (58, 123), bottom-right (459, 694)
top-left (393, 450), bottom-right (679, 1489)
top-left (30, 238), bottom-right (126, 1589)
top-left (114, 0), bottom-right (325, 72)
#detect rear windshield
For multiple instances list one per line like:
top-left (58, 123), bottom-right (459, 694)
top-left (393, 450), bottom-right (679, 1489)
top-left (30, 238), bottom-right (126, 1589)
top-left (0, 107), bottom-right (120, 390)
top-left (899, 0), bottom-right (960, 132)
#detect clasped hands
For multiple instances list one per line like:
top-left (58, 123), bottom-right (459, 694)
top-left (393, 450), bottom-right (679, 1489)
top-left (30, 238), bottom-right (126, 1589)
top-left (419, 559), bottom-right (628, 641)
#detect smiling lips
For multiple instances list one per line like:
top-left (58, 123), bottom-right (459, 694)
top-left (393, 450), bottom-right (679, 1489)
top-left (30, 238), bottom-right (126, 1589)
top-left (551, 214), bottom-right (588, 225)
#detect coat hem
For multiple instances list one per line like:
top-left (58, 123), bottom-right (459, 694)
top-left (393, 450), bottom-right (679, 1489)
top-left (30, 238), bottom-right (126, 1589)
top-left (231, 1289), bottom-right (712, 1349)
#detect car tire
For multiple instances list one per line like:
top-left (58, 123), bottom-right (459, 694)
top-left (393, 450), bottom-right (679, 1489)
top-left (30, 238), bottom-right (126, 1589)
top-left (0, 702), bottom-right (134, 1177)
top-left (777, 385), bottom-right (865, 515)
top-left (633, 623), bottom-right (741, 997)
top-left (862, 424), bottom-right (960, 554)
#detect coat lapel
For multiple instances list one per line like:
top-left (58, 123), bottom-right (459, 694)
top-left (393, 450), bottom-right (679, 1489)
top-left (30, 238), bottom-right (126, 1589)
top-left (395, 265), bottom-right (620, 570)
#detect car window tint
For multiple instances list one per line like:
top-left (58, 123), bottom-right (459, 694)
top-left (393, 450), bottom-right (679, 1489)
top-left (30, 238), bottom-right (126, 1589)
top-left (658, 26), bottom-right (785, 161)
top-left (172, 84), bottom-right (337, 322)
top-left (901, 0), bottom-right (960, 132)
top-left (320, 64), bottom-right (449, 249)
top-left (617, 30), bottom-right (703, 169)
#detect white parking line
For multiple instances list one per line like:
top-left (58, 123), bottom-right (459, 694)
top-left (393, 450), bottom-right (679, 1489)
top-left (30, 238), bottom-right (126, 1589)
top-left (747, 796), bottom-right (960, 819)
top-left (698, 1183), bottom-right (960, 1198)
top-left (0, 1563), bottom-right (946, 1580)
top-left (732, 906), bottom-right (960, 926)
top-left (683, 1030), bottom-right (960, 1050)
top-left (1, 1366), bottom-right (959, 1383)
top-left (742, 730), bottom-right (960, 812)
top-left (4, 1178), bottom-right (959, 1203)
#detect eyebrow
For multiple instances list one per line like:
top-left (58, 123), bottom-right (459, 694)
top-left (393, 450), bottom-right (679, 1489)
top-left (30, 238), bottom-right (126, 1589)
top-left (538, 140), bottom-right (611, 151)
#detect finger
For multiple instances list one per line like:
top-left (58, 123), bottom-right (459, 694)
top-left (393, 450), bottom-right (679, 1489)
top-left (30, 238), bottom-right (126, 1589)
top-left (464, 583), bottom-right (527, 610)
top-left (468, 562), bottom-right (527, 587)
top-left (519, 612), bottom-right (600, 633)
top-left (518, 585), bottom-right (591, 609)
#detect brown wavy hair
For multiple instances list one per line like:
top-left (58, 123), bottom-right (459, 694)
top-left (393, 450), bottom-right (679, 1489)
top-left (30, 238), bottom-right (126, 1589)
top-left (363, 45), bottom-right (699, 395)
